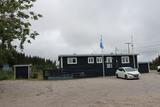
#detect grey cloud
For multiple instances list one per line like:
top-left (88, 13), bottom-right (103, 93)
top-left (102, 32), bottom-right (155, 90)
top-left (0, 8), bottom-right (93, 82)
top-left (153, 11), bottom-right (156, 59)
top-left (24, 0), bottom-right (160, 61)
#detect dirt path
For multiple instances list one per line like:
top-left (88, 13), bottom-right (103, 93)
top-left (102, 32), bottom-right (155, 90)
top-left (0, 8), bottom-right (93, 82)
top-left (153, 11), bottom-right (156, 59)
top-left (1, 72), bottom-right (160, 107)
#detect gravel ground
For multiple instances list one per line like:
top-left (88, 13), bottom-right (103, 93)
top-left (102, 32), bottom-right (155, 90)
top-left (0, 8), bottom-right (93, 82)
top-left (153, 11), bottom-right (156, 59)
top-left (1, 71), bottom-right (160, 107)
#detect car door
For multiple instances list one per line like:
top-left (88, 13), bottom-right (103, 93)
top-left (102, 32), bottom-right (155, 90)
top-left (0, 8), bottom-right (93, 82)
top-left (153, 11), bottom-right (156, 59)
top-left (121, 68), bottom-right (126, 78)
top-left (118, 68), bottom-right (123, 78)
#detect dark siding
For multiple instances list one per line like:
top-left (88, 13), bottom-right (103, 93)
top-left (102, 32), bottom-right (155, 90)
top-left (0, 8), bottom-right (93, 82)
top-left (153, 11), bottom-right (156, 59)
top-left (62, 56), bottom-right (102, 76)
top-left (59, 55), bottom-right (138, 77)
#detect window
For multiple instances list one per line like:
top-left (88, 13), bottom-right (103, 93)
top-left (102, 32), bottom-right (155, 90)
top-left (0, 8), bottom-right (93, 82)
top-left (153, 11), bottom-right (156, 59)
top-left (121, 56), bottom-right (130, 64)
top-left (118, 68), bottom-right (123, 71)
top-left (88, 57), bottom-right (94, 64)
top-left (67, 58), bottom-right (77, 64)
top-left (96, 57), bottom-right (102, 63)
top-left (106, 57), bottom-right (112, 63)
top-left (107, 64), bottom-right (112, 68)
top-left (106, 57), bottom-right (112, 68)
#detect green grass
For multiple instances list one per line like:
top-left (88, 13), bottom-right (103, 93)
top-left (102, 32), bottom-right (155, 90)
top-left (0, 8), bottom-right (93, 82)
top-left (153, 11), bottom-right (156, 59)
top-left (0, 70), bottom-right (14, 80)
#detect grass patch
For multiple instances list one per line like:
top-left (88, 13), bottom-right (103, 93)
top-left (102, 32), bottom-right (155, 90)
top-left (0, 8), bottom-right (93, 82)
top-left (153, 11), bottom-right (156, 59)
top-left (0, 70), bottom-right (14, 80)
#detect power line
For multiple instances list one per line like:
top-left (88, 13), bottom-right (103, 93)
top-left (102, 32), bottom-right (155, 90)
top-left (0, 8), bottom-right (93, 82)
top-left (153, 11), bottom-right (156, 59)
top-left (136, 43), bottom-right (160, 49)
top-left (136, 39), bottom-right (160, 44)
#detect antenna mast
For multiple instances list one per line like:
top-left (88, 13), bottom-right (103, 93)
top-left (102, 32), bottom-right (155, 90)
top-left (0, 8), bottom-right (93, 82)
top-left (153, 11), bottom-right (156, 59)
top-left (125, 42), bottom-right (131, 54)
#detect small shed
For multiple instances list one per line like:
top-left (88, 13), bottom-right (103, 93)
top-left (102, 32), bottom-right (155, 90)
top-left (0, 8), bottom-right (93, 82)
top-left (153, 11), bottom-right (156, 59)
top-left (138, 62), bottom-right (150, 73)
top-left (14, 64), bottom-right (32, 79)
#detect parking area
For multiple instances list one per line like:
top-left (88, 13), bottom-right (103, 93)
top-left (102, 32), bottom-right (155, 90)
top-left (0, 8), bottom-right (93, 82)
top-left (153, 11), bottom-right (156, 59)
top-left (0, 71), bottom-right (160, 107)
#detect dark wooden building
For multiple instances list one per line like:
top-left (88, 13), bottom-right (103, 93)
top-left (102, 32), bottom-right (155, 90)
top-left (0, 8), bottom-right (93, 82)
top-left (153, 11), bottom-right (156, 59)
top-left (14, 64), bottom-right (32, 79)
top-left (58, 54), bottom-right (138, 77)
top-left (138, 62), bottom-right (150, 73)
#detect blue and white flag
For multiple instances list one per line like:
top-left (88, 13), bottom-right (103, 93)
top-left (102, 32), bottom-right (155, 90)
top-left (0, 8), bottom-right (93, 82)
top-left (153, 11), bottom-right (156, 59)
top-left (100, 35), bottom-right (104, 49)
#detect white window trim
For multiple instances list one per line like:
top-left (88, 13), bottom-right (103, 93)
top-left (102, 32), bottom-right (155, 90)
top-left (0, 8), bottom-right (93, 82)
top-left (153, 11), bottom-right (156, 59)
top-left (67, 57), bottom-right (77, 64)
top-left (88, 57), bottom-right (94, 64)
top-left (96, 57), bottom-right (102, 63)
top-left (121, 56), bottom-right (130, 64)
top-left (106, 57), bottom-right (112, 63)
top-left (60, 57), bottom-right (63, 68)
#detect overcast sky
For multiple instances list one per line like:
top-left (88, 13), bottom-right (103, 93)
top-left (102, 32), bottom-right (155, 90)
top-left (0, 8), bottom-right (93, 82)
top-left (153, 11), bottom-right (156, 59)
top-left (23, 0), bottom-right (160, 62)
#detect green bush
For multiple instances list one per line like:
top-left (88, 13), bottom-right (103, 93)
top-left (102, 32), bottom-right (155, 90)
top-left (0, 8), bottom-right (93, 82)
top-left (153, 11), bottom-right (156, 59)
top-left (0, 70), bottom-right (14, 80)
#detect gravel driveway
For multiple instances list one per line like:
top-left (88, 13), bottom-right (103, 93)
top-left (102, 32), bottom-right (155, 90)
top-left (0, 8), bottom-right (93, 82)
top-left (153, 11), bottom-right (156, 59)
top-left (0, 71), bottom-right (160, 107)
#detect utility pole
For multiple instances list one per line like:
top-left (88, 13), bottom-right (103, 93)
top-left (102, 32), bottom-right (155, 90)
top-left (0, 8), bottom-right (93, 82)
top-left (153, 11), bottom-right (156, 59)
top-left (131, 35), bottom-right (136, 68)
top-left (125, 42), bottom-right (131, 54)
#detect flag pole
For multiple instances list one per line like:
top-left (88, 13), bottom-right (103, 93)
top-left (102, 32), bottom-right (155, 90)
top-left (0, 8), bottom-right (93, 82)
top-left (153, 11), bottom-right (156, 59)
top-left (100, 35), bottom-right (105, 77)
top-left (102, 47), bottom-right (105, 77)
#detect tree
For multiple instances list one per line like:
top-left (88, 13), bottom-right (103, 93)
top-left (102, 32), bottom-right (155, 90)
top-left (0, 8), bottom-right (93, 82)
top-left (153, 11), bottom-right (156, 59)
top-left (0, 0), bottom-right (42, 64)
top-left (150, 55), bottom-right (160, 70)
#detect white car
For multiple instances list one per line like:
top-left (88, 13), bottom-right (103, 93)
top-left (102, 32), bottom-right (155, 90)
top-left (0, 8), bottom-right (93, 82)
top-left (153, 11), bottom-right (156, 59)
top-left (115, 67), bottom-right (141, 79)
top-left (157, 66), bottom-right (160, 72)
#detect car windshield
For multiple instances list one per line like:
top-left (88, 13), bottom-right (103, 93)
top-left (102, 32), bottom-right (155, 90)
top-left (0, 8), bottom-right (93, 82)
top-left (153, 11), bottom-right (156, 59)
top-left (124, 67), bottom-right (136, 72)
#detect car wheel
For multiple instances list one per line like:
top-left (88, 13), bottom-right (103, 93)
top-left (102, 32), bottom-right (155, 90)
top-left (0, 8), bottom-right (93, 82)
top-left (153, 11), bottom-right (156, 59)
top-left (125, 75), bottom-right (128, 80)
top-left (116, 74), bottom-right (119, 78)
